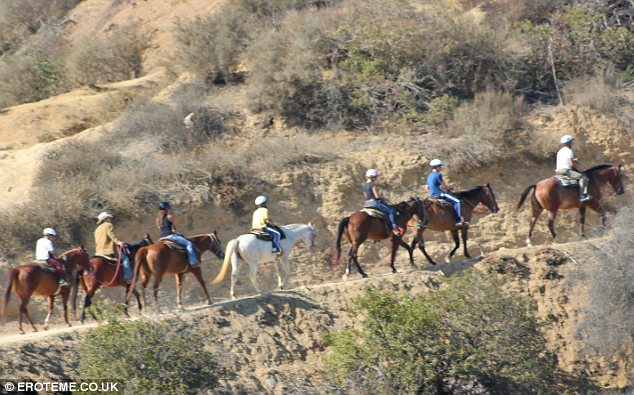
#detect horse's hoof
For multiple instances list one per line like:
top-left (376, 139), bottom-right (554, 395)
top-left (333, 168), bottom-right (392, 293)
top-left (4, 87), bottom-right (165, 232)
top-left (445, 257), bottom-right (451, 264)
top-left (465, 254), bottom-right (471, 259)
top-left (361, 273), bottom-right (369, 278)
top-left (342, 274), bottom-right (348, 281)
top-left (392, 269), bottom-right (398, 274)
top-left (67, 323), bottom-right (72, 328)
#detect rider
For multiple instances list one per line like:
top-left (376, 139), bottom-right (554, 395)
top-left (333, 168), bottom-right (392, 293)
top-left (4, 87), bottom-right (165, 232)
top-left (363, 168), bottom-right (401, 235)
top-left (426, 159), bottom-right (467, 227)
top-left (35, 228), bottom-right (68, 286)
top-left (156, 201), bottom-right (200, 267)
top-left (252, 195), bottom-right (282, 254)
top-left (556, 134), bottom-right (591, 203)
top-left (94, 212), bottom-right (133, 282)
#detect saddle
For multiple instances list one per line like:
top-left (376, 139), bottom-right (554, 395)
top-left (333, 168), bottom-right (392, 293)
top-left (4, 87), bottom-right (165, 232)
top-left (360, 207), bottom-right (387, 219)
top-left (554, 175), bottom-right (579, 189)
top-left (249, 228), bottom-right (286, 242)
top-left (159, 237), bottom-right (188, 252)
top-left (425, 197), bottom-right (451, 208)
top-left (33, 261), bottom-right (59, 273)
top-left (94, 254), bottom-right (118, 263)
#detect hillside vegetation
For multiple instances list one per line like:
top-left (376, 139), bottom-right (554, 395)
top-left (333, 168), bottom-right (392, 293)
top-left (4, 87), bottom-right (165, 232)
top-left (0, 0), bottom-right (633, 393)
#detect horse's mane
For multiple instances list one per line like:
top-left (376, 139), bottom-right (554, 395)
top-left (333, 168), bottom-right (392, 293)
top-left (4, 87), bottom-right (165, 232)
top-left (455, 186), bottom-right (483, 199)
top-left (585, 164), bottom-right (613, 173)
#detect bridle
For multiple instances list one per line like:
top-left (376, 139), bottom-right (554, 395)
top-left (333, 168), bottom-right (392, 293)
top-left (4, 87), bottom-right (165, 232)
top-left (207, 233), bottom-right (221, 254)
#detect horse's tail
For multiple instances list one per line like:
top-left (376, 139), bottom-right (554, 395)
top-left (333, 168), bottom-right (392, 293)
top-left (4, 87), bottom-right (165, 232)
top-left (2, 268), bottom-right (18, 321)
top-left (333, 216), bottom-right (350, 267)
top-left (516, 185), bottom-right (536, 211)
top-left (126, 247), bottom-right (146, 302)
top-left (211, 238), bottom-right (238, 285)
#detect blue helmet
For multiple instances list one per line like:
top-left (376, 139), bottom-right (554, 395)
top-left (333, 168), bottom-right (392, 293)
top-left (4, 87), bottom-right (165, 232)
top-left (159, 201), bottom-right (171, 210)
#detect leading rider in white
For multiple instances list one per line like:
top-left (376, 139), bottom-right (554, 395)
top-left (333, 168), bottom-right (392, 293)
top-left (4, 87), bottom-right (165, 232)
top-left (211, 223), bottom-right (317, 299)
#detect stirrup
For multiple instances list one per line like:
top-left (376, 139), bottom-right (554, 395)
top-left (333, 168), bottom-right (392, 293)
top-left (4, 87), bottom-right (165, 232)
top-left (580, 195), bottom-right (591, 202)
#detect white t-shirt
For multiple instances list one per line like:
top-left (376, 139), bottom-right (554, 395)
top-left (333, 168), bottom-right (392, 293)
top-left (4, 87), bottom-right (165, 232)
top-left (35, 237), bottom-right (55, 260)
top-left (556, 146), bottom-right (574, 172)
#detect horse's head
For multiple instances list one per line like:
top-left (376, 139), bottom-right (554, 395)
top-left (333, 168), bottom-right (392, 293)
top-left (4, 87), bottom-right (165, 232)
top-left (141, 233), bottom-right (154, 246)
top-left (305, 223), bottom-right (317, 253)
top-left (206, 231), bottom-right (225, 260)
top-left (609, 164), bottom-right (625, 195)
top-left (481, 184), bottom-right (499, 213)
top-left (61, 246), bottom-right (90, 270)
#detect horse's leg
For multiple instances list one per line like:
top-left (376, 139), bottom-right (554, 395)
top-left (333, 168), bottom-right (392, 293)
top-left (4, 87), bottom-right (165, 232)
top-left (527, 205), bottom-right (544, 247)
top-left (416, 230), bottom-right (437, 266)
top-left (388, 236), bottom-right (399, 273)
top-left (175, 273), bottom-right (184, 309)
top-left (152, 273), bottom-right (163, 310)
top-left (547, 210), bottom-right (559, 243)
top-left (61, 289), bottom-right (71, 327)
top-left (139, 272), bottom-right (150, 311)
top-left (349, 241), bottom-right (367, 278)
top-left (191, 268), bottom-right (211, 305)
top-left (398, 238), bottom-right (416, 268)
top-left (579, 206), bottom-right (587, 238)
top-left (230, 254), bottom-right (241, 300)
top-left (44, 295), bottom-right (54, 330)
top-left (280, 255), bottom-right (290, 291)
top-left (461, 226), bottom-right (471, 258)
top-left (447, 230), bottom-right (460, 263)
top-left (345, 245), bottom-right (355, 276)
top-left (81, 283), bottom-right (98, 323)
top-left (248, 262), bottom-right (262, 295)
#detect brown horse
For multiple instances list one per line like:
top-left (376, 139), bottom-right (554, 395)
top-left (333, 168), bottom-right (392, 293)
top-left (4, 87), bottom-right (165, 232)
top-left (74, 234), bottom-right (153, 323)
top-left (126, 232), bottom-right (224, 309)
top-left (410, 184), bottom-right (499, 265)
top-left (2, 247), bottom-right (89, 333)
top-left (517, 164), bottom-right (624, 245)
top-left (334, 198), bottom-right (426, 278)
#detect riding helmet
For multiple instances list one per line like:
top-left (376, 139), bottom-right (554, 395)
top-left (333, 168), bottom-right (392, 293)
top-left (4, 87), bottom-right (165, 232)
top-left (255, 195), bottom-right (268, 206)
top-left (159, 201), bottom-right (171, 210)
top-left (43, 227), bottom-right (57, 236)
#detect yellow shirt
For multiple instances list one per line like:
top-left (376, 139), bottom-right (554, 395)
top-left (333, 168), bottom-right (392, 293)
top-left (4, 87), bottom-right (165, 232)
top-left (252, 207), bottom-right (270, 230)
top-left (94, 222), bottom-right (122, 256)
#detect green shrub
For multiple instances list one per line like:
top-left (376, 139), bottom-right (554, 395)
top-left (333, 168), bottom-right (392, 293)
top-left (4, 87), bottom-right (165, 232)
top-left (323, 271), bottom-right (564, 394)
top-left (78, 317), bottom-right (219, 394)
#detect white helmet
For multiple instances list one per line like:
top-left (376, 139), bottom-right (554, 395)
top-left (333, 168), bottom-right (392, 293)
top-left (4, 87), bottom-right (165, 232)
top-left (429, 159), bottom-right (444, 167)
top-left (560, 135), bottom-right (575, 144)
top-left (365, 169), bottom-right (379, 178)
top-left (43, 228), bottom-right (57, 236)
top-left (255, 195), bottom-right (268, 206)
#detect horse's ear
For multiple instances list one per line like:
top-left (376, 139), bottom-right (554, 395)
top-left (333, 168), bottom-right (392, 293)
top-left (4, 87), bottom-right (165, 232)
top-left (213, 230), bottom-right (218, 236)
top-left (308, 222), bottom-right (314, 227)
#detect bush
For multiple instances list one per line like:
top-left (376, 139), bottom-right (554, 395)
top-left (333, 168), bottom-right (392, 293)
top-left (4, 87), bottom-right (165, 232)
top-left (78, 317), bottom-right (219, 394)
top-left (323, 271), bottom-right (564, 394)
top-left (65, 22), bottom-right (154, 85)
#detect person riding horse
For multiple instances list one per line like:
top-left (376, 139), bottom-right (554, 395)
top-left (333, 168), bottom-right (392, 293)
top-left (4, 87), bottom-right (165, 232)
top-left (363, 169), bottom-right (401, 235)
top-left (252, 195), bottom-right (282, 254)
top-left (35, 228), bottom-right (68, 286)
top-left (156, 201), bottom-right (200, 267)
top-left (426, 159), bottom-right (466, 227)
top-left (94, 212), bottom-right (134, 282)
top-left (556, 134), bottom-right (591, 203)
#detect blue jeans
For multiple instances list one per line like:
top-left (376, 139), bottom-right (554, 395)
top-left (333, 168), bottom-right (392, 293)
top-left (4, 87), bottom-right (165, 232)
top-left (163, 234), bottom-right (199, 265)
top-left (263, 226), bottom-right (281, 251)
top-left (436, 193), bottom-right (462, 222)
top-left (368, 200), bottom-right (397, 228)
top-left (121, 252), bottom-right (132, 281)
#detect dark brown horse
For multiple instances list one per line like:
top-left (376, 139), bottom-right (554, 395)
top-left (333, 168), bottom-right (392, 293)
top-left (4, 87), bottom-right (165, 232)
top-left (2, 247), bottom-right (89, 333)
top-left (410, 184), bottom-right (499, 265)
top-left (126, 232), bottom-right (224, 309)
top-left (74, 234), bottom-right (153, 323)
top-left (334, 198), bottom-right (426, 278)
top-left (517, 164), bottom-right (624, 245)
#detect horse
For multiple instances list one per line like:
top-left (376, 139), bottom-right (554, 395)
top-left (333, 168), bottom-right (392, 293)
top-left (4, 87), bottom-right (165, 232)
top-left (410, 184), bottom-right (500, 265)
top-left (125, 232), bottom-right (224, 309)
top-left (2, 247), bottom-right (89, 333)
top-left (211, 223), bottom-right (317, 299)
top-left (517, 164), bottom-right (624, 245)
top-left (333, 198), bottom-right (426, 278)
top-left (74, 234), bottom-right (153, 323)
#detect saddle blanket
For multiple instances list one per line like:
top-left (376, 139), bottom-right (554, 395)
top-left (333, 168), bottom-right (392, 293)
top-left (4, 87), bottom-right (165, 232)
top-left (426, 197), bottom-right (451, 208)
top-left (31, 262), bottom-right (59, 273)
top-left (555, 175), bottom-right (579, 188)
top-left (249, 228), bottom-right (286, 241)
top-left (159, 238), bottom-right (187, 251)
top-left (361, 207), bottom-right (387, 219)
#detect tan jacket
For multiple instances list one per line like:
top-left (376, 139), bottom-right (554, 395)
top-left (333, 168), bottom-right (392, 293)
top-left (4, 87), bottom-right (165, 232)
top-left (94, 222), bottom-right (122, 256)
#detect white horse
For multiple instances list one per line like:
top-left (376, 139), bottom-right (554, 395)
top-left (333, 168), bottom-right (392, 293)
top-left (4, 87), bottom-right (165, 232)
top-left (211, 223), bottom-right (317, 299)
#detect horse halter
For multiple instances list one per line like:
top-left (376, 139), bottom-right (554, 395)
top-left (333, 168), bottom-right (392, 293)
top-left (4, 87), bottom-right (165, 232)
top-left (207, 233), bottom-right (220, 253)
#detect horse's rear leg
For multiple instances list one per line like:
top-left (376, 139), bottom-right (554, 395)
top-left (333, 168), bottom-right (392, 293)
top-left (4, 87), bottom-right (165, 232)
top-left (527, 205), bottom-right (544, 247)
top-left (447, 230), bottom-right (460, 263)
top-left (247, 262), bottom-right (262, 295)
top-left (347, 242), bottom-right (367, 278)
top-left (191, 268), bottom-right (211, 305)
top-left (152, 274), bottom-right (163, 311)
top-left (81, 285), bottom-right (98, 323)
top-left (416, 230), bottom-right (437, 266)
top-left (124, 284), bottom-right (142, 314)
top-left (19, 296), bottom-right (37, 334)
top-left (44, 296), bottom-right (54, 330)
top-left (579, 207), bottom-right (587, 238)
top-left (230, 254), bottom-right (241, 300)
